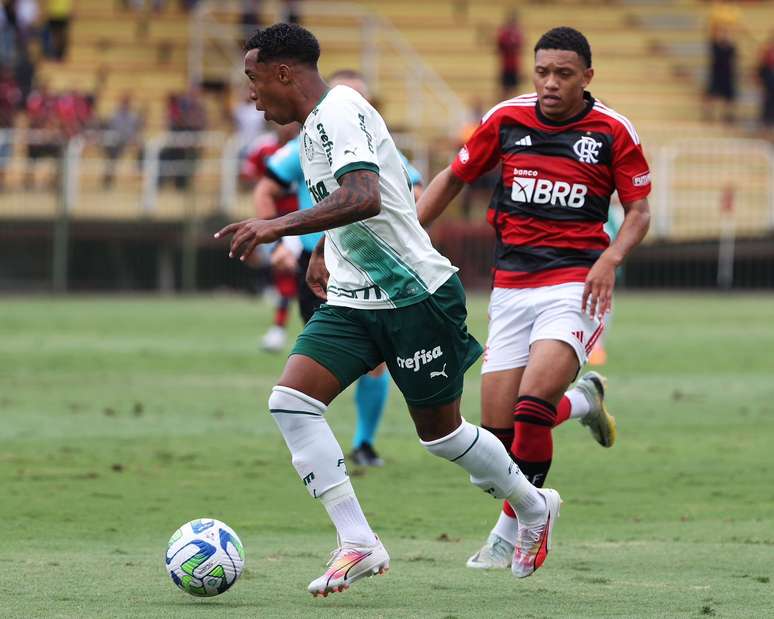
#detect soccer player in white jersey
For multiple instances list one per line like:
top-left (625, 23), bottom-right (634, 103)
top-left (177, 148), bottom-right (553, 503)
top-left (215, 23), bottom-right (562, 596)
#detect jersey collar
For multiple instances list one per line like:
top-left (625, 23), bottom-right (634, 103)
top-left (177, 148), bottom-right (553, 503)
top-left (535, 91), bottom-right (595, 127)
top-left (304, 87), bottom-right (332, 126)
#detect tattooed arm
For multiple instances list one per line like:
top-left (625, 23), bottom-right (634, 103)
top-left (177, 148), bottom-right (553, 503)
top-left (215, 170), bottom-right (381, 261)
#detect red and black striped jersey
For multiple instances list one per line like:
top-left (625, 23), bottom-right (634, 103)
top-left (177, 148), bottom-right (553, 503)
top-left (450, 92), bottom-right (651, 288)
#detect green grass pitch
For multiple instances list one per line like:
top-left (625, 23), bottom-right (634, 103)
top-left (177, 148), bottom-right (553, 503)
top-left (2, 293), bottom-right (773, 618)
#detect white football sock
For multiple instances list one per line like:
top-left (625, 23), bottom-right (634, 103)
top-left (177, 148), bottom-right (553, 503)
top-left (269, 386), bottom-right (348, 498)
top-left (567, 387), bottom-right (591, 419)
top-left (319, 479), bottom-right (377, 548)
top-left (491, 509), bottom-right (518, 544)
top-left (420, 419), bottom-right (545, 524)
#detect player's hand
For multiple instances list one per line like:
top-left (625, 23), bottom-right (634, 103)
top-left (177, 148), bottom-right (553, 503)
top-left (270, 243), bottom-right (298, 275)
top-left (214, 218), bottom-right (283, 262)
top-left (582, 254), bottom-right (617, 319)
top-left (306, 249), bottom-right (329, 300)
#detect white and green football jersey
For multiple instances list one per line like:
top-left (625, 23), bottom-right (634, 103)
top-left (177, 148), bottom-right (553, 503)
top-left (300, 85), bottom-right (457, 309)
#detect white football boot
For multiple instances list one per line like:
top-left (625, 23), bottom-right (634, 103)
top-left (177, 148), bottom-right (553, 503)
top-left (466, 533), bottom-right (515, 569)
top-left (511, 488), bottom-right (561, 578)
top-left (575, 371), bottom-right (617, 448)
top-left (308, 537), bottom-right (390, 597)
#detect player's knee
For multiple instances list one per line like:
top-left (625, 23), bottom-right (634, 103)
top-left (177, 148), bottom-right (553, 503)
top-left (268, 385), bottom-right (326, 415)
top-left (267, 387), bottom-right (284, 412)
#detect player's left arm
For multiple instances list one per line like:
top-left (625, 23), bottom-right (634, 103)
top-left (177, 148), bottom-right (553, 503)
top-left (582, 198), bottom-right (650, 318)
top-left (215, 170), bottom-right (380, 261)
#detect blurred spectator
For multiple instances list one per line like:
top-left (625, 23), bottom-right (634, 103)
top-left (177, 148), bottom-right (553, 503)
top-left (703, 0), bottom-right (741, 124)
top-left (55, 90), bottom-right (93, 138)
top-left (25, 83), bottom-right (62, 188)
top-left (0, 64), bottom-right (21, 190)
top-left (0, 8), bottom-right (12, 67)
top-left (281, 0), bottom-right (300, 24)
top-left (102, 93), bottom-right (144, 188)
top-left (496, 10), bottom-right (523, 99)
top-left (757, 33), bottom-right (774, 136)
top-left (45, 0), bottom-right (73, 61)
top-left (13, 41), bottom-right (35, 102)
top-left (160, 86), bottom-right (207, 190)
top-left (7, 0), bottom-right (40, 43)
top-left (0, 0), bottom-right (38, 101)
top-left (240, 0), bottom-right (262, 39)
top-left (122, 0), bottom-right (165, 11)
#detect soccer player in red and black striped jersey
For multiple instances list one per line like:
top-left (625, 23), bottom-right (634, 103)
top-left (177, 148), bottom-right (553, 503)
top-left (418, 27), bottom-right (651, 571)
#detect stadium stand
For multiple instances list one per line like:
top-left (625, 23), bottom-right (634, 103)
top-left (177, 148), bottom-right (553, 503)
top-left (1, 0), bottom-right (773, 290)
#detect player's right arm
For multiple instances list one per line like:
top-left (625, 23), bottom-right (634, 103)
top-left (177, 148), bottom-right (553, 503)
top-left (216, 170), bottom-right (380, 261)
top-left (416, 107), bottom-right (502, 226)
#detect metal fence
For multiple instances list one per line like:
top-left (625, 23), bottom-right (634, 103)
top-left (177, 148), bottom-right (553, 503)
top-left (1, 130), bottom-right (773, 291)
top-left (2, 130), bottom-right (772, 240)
top-left (0, 128), bottom-right (431, 219)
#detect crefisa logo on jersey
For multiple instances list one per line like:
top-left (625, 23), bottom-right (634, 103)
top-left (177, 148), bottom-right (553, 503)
top-left (303, 133), bottom-right (314, 161)
top-left (458, 145), bottom-right (469, 164)
top-left (573, 136), bottom-right (603, 164)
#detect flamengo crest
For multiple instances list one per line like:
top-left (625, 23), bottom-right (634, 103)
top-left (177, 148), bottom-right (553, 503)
top-left (573, 136), bottom-right (602, 164)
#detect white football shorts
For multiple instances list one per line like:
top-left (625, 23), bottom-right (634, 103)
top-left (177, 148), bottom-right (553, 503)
top-left (481, 283), bottom-right (606, 374)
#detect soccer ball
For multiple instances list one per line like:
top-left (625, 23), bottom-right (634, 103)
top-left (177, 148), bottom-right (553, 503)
top-left (165, 518), bottom-right (245, 597)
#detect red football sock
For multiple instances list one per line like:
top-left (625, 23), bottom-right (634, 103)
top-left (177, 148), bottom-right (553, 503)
top-left (555, 395), bottom-right (571, 426)
top-left (273, 297), bottom-right (290, 328)
top-left (511, 395), bottom-right (556, 488)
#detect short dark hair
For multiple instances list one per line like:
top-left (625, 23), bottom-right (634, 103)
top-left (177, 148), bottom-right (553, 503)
top-left (244, 23), bottom-right (320, 67)
top-left (534, 27), bottom-right (592, 68)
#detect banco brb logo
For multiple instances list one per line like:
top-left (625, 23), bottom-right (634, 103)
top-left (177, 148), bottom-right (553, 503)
top-left (511, 176), bottom-right (587, 208)
top-left (573, 136), bottom-right (602, 164)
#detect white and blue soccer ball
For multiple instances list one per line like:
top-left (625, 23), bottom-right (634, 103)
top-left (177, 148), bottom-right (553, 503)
top-left (165, 518), bottom-right (245, 597)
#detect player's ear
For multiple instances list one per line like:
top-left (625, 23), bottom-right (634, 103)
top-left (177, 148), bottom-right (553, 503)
top-left (581, 66), bottom-right (594, 88)
top-left (277, 63), bottom-right (293, 85)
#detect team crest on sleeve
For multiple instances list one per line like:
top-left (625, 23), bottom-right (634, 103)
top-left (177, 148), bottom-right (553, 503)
top-left (573, 136), bottom-right (603, 164)
top-left (458, 145), bottom-right (470, 164)
top-left (303, 133), bottom-right (314, 161)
